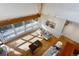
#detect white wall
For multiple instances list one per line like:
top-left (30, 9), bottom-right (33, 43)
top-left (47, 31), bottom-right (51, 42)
top-left (39, 15), bottom-right (66, 38)
top-left (0, 3), bottom-right (40, 20)
top-left (63, 22), bottom-right (79, 43)
top-left (42, 3), bottom-right (79, 43)
top-left (42, 3), bottom-right (79, 24)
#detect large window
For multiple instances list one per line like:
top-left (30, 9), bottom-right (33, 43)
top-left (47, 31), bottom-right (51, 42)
top-left (0, 19), bottom-right (39, 43)
top-left (0, 25), bottom-right (15, 42)
top-left (25, 20), bottom-right (39, 31)
top-left (25, 20), bottom-right (33, 31)
top-left (14, 22), bottom-right (25, 35)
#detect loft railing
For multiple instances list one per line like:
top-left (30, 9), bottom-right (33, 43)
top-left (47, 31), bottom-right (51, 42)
top-left (0, 13), bottom-right (41, 43)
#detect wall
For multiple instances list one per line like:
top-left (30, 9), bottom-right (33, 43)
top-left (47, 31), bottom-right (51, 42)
top-left (42, 3), bottom-right (79, 43)
top-left (42, 3), bottom-right (79, 24)
top-left (39, 14), bottom-right (66, 38)
top-left (0, 3), bottom-right (40, 20)
top-left (63, 22), bottom-right (79, 43)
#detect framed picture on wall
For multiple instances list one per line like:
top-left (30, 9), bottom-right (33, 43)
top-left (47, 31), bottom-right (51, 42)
top-left (46, 20), bottom-right (56, 29)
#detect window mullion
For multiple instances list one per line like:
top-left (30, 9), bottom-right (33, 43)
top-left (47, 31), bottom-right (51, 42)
top-left (0, 32), bottom-right (5, 43)
top-left (11, 24), bottom-right (17, 37)
top-left (23, 21), bottom-right (26, 32)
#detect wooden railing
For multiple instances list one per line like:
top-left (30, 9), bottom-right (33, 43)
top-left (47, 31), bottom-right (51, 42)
top-left (0, 13), bottom-right (41, 27)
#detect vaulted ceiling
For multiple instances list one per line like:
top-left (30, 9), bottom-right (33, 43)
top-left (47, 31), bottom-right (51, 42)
top-left (0, 3), bottom-right (79, 24)
top-left (42, 3), bottom-right (79, 23)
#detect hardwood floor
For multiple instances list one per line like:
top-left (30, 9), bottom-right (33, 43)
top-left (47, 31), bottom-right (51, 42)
top-left (58, 42), bottom-right (75, 56)
top-left (6, 32), bottom-right (79, 56)
top-left (33, 36), bottom-right (58, 56)
top-left (58, 36), bottom-right (79, 56)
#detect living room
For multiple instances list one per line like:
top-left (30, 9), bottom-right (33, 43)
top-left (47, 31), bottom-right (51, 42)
top-left (0, 3), bottom-right (79, 56)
